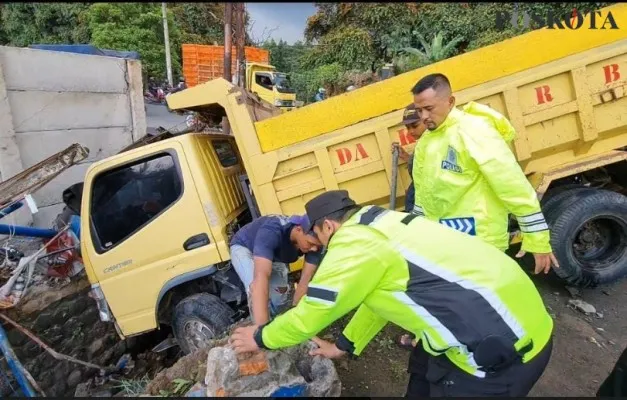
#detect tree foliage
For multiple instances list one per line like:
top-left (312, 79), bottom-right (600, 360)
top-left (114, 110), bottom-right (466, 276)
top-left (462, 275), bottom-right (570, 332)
top-left (262, 39), bottom-right (308, 74)
top-left (86, 3), bottom-right (182, 80)
top-left (0, 3), bottom-right (91, 46)
top-left (303, 3), bottom-right (418, 72)
top-left (170, 3), bottom-right (225, 45)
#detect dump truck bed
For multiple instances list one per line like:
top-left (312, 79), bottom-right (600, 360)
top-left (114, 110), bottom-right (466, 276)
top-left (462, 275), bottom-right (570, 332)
top-left (169, 4), bottom-right (627, 217)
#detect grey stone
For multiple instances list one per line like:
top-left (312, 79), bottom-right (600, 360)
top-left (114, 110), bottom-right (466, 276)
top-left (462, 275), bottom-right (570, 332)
top-left (67, 369), bottom-right (83, 388)
top-left (88, 338), bottom-right (105, 359)
top-left (33, 311), bottom-right (54, 331)
top-left (81, 307), bottom-right (100, 325)
top-left (568, 299), bottom-right (596, 314)
top-left (565, 286), bottom-right (582, 298)
top-left (74, 381), bottom-right (91, 397)
top-left (204, 341), bottom-right (340, 397)
top-left (49, 380), bottom-right (67, 397)
top-left (6, 328), bottom-right (27, 346)
top-left (596, 312), bottom-right (604, 319)
top-left (68, 298), bottom-right (89, 316)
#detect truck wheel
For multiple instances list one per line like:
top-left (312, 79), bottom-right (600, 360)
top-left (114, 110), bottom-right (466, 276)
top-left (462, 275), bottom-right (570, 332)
top-left (540, 183), bottom-right (586, 207)
top-left (172, 293), bottom-right (234, 354)
top-left (541, 186), bottom-right (596, 224)
top-left (549, 190), bottom-right (627, 288)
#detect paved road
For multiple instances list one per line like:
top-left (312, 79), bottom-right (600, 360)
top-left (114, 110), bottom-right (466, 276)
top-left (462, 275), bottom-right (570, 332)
top-left (145, 103), bottom-right (187, 133)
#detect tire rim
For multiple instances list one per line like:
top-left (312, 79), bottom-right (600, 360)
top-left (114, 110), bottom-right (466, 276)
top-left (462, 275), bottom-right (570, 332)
top-left (572, 216), bottom-right (627, 272)
top-left (182, 318), bottom-right (216, 352)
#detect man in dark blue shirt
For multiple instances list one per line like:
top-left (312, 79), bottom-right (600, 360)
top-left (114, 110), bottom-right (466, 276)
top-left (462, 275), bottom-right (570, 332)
top-left (230, 214), bottom-right (322, 325)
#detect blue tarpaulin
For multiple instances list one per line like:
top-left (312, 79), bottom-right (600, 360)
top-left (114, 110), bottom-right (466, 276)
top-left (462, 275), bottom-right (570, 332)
top-left (29, 44), bottom-right (140, 60)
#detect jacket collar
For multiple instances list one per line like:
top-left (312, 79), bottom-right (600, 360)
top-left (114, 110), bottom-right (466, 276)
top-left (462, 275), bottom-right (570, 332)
top-left (430, 107), bottom-right (463, 134)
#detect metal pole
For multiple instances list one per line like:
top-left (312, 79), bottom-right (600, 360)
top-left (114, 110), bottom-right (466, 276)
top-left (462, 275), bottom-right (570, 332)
top-left (162, 2), bottom-right (173, 88)
top-left (236, 3), bottom-right (246, 88)
top-left (390, 146), bottom-right (399, 210)
top-left (224, 3), bottom-right (233, 83)
top-left (0, 323), bottom-right (37, 397)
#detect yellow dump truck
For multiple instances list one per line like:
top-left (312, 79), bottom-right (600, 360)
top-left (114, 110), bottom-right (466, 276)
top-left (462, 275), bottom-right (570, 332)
top-left (78, 4), bottom-right (627, 350)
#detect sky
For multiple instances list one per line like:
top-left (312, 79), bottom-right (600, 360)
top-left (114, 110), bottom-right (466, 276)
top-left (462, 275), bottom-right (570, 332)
top-left (246, 3), bottom-right (317, 45)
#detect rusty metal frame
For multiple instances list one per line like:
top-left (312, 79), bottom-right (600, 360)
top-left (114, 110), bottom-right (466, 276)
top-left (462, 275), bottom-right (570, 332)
top-left (0, 144), bottom-right (89, 208)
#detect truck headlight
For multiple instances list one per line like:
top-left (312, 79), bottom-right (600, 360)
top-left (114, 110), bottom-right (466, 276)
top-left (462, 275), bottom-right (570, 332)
top-left (274, 100), bottom-right (283, 106)
top-left (89, 283), bottom-right (112, 322)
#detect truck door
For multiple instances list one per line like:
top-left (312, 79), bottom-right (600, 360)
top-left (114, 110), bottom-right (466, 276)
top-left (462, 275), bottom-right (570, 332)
top-left (252, 71), bottom-right (275, 105)
top-left (84, 141), bottom-right (222, 335)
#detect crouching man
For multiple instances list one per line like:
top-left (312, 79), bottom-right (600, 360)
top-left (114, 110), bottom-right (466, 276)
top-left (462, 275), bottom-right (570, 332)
top-left (230, 214), bottom-right (322, 325)
top-left (231, 190), bottom-right (553, 397)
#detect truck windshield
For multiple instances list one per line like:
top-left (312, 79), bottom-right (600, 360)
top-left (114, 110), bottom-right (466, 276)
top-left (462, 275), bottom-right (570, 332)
top-left (273, 73), bottom-right (295, 94)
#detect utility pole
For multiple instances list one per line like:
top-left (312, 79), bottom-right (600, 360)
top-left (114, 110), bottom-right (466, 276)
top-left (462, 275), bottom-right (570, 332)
top-left (161, 2), bottom-right (173, 88)
top-left (224, 3), bottom-right (233, 84)
top-left (223, 3), bottom-right (233, 135)
top-left (235, 3), bottom-right (246, 88)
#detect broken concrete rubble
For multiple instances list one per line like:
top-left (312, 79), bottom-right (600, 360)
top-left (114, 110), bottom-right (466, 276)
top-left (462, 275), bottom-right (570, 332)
top-left (204, 340), bottom-right (341, 397)
top-left (144, 321), bottom-right (341, 397)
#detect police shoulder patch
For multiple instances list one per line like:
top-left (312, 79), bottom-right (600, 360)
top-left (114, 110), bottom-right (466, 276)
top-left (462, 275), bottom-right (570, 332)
top-left (441, 146), bottom-right (462, 173)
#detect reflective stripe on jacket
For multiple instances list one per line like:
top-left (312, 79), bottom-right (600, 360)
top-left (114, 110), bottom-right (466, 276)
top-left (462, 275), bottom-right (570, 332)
top-left (260, 206), bottom-right (553, 377)
top-left (412, 105), bottom-right (551, 253)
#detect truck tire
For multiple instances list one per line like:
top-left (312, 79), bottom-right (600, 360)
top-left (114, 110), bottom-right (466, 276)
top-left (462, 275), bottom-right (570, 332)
top-left (540, 183), bottom-right (586, 207)
top-left (172, 293), bottom-right (234, 354)
top-left (541, 186), bottom-right (596, 224)
top-left (549, 190), bottom-right (627, 288)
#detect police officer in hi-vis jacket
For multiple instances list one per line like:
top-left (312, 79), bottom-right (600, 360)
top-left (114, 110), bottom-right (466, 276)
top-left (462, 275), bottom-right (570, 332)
top-left (409, 73), bottom-right (559, 275)
top-left (230, 190), bottom-right (554, 397)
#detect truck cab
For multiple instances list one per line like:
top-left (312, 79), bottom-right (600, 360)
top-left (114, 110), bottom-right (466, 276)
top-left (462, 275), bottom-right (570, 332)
top-left (81, 132), bottom-right (255, 353)
top-left (246, 63), bottom-right (296, 112)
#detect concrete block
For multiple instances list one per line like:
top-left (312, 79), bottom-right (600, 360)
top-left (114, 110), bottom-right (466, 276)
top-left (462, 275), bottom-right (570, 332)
top-left (27, 163), bottom-right (89, 208)
top-left (32, 202), bottom-right (65, 228)
top-left (0, 46), bottom-right (128, 93)
top-left (0, 50), bottom-right (25, 182)
top-left (8, 91), bottom-right (132, 133)
top-left (17, 127), bottom-right (133, 167)
top-left (127, 60), bottom-right (147, 143)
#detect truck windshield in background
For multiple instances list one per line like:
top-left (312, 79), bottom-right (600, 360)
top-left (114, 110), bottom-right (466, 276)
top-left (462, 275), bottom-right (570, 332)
top-left (273, 73), bottom-right (295, 94)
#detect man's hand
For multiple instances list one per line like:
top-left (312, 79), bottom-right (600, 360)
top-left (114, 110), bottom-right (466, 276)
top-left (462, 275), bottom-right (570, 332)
top-left (309, 337), bottom-right (347, 359)
top-left (516, 250), bottom-right (560, 275)
top-left (391, 142), bottom-right (410, 162)
top-left (230, 325), bottom-right (260, 354)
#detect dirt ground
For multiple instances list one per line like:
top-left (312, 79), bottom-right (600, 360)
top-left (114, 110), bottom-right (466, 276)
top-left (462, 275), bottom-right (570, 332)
top-left (320, 254), bottom-right (627, 397)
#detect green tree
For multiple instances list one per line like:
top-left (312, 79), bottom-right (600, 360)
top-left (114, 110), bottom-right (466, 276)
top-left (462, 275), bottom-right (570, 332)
top-left (400, 31), bottom-right (464, 65)
top-left (0, 3), bottom-right (91, 46)
top-left (86, 3), bottom-right (182, 81)
top-left (303, 3), bottom-right (418, 72)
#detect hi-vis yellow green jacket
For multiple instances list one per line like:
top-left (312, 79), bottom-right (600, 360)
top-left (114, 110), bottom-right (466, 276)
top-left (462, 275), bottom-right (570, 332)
top-left (412, 103), bottom-right (551, 254)
top-left (257, 206), bottom-right (553, 377)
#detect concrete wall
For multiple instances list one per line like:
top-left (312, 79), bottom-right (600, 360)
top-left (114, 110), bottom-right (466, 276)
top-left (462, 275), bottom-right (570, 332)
top-left (0, 46), bottom-right (147, 227)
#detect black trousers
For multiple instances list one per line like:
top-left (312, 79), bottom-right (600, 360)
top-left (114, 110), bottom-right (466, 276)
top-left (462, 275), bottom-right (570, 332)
top-left (406, 338), bottom-right (553, 397)
top-left (597, 344), bottom-right (627, 397)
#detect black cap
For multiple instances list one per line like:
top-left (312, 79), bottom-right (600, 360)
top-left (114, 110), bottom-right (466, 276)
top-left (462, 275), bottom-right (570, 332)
top-left (304, 190), bottom-right (357, 232)
top-left (402, 103), bottom-right (420, 125)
